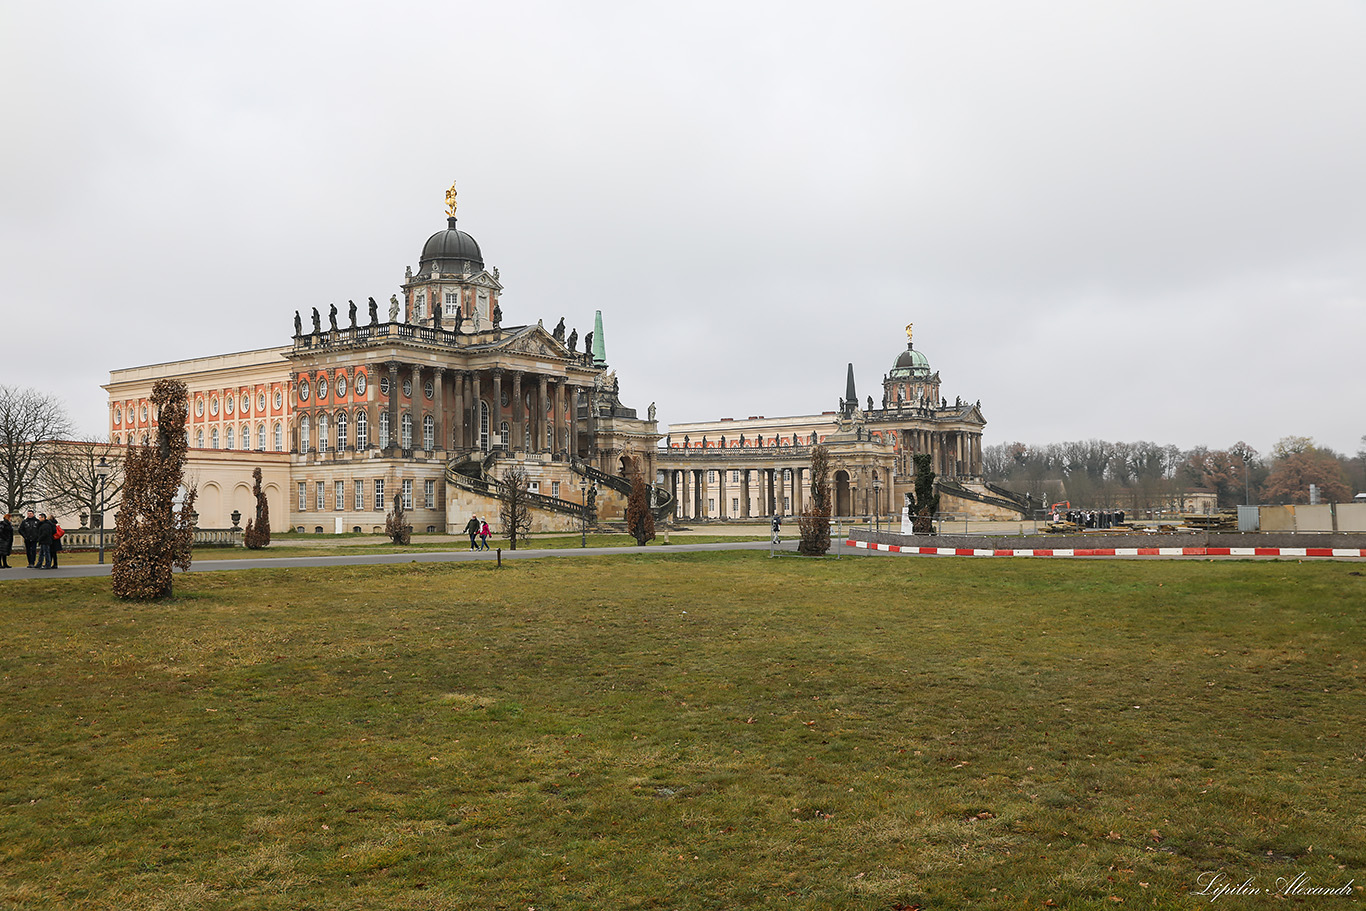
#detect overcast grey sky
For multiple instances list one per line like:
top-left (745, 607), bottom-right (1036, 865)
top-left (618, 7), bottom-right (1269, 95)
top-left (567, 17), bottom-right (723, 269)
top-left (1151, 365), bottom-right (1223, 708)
top-left (3, 1), bottom-right (1363, 456)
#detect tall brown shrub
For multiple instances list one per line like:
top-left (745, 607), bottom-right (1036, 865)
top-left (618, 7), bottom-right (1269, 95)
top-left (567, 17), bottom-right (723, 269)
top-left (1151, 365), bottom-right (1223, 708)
top-left (243, 466), bottom-right (271, 549)
top-left (111, 380), bottom-right (196, 599)
top-left (798, 444), bottom-right (832, 555)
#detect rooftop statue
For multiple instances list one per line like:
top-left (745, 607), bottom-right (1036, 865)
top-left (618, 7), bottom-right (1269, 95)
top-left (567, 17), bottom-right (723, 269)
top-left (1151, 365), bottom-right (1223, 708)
top-left (328, 303), bottom-right (338, 332)
top-left (311, 307), bottom-right (321, 335)
top-left (389, 295), bottom-right (400, 323)
top-left (553, 317), bottom-right (566, 342)
top-left (567, 329), bottom-right (577, 352)
top-left (445, 180), bottom-right (458, 218)
top-left (368, 297), bottom-right (379, 326)
top-left (348, 299), bottom-right (357, 328)
top-left (293, 310), bottom-right (302, 336)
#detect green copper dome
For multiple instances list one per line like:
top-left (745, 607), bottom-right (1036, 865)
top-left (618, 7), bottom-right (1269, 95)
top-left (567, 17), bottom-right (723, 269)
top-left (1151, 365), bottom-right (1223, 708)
top-left (890, 343), bottom-right (930, 378)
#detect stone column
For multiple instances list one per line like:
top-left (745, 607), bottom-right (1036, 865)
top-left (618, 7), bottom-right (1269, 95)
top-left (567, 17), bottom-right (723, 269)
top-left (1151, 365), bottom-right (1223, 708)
top-left (490, 368), bottom-right (504, 449)
top-left (794, 467), bottom-right (804, 515)
top-left (740, 469), bottom-right (750, 517)
top-left (568, 385), bottom-right (580, 459)
top-left (537, 375), bottom-right (550, 453)
top-left (767, 468), bottom-right (777, 516)
top-left (411, 364), bottom-right (424, 451)
top-left (717, 467), bottom-right (727, 519)
top-left (365, 366), bottom-right (380, 452)
top-left (511, 370), bottom-right (524, 453)
top-left (386, 361), bottom-right (400, 453)
top-left (470, 370), bottom-right (483, 451)
top-left (432, 368), bottom-right (445, 452)
top-left (452, 370), bottom-right (466, 451)
top-left (679, 469), bottom-right (690, 518)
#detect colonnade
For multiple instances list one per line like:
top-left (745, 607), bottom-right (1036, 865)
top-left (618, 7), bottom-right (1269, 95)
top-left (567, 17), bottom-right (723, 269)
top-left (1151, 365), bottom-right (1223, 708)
top-left (897, 428), bottom-right (983, 479)
top-left (292, 362), bottom-right (588, 458)
top-left (663, 465), bottom-right (810, 520)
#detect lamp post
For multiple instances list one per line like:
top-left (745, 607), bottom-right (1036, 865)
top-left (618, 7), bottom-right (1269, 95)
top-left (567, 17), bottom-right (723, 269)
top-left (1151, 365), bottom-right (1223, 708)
top-left (873, 476), bottom-right (882, 534)
top-left (94, 457), bottom-right (111, 564)
top-left (580, 475), bottom-right (588, 548)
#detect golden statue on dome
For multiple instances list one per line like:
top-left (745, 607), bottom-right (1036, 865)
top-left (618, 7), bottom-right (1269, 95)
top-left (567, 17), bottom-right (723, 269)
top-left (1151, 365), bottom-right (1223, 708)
top-left (905, 322), bottom-right (914, 344)
top-left (445, 181), bottom-right (458, 217)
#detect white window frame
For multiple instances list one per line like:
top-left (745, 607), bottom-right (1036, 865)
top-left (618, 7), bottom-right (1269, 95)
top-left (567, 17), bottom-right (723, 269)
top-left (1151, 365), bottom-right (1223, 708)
top-left (374, 479), bottom-right (385, 511)
top-left (402, 478), bottom-right (413, 511)
top-left (355, 411), bottom-right (368, 449)
top-left (424, 479), bottom-right (435, 508)
top-left (298, 482), bottom-right (307, 511)
top-left (335, 480), bottom-right (345, 511)
top-left (316, 481), bottom-right (325, 511)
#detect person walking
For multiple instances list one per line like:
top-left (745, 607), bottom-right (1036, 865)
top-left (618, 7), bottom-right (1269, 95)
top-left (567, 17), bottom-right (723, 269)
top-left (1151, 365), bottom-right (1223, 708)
top-left (464, 515), bottom-right (480, 550)
top-left (770, 514), bottom-right (782, 544)
top-left (35, 513), bottom-right (56, 569)
top-left (479, 519), bottom-right (491, 551)
top-left (18, 510), bottom-right (38, 568)
top-left (50, 520), bottom-right (64, 569)
top-left (0, 514), bottom-right (13, 568)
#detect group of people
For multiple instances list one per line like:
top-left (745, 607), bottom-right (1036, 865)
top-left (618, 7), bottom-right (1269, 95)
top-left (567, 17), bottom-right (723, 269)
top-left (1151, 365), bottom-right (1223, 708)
top-left (1054, 508), bottom-right (1126, 529)
top-left (0, 510), bottom-right (65, 569)
top-left (463, 515), bottom-right (491, 551)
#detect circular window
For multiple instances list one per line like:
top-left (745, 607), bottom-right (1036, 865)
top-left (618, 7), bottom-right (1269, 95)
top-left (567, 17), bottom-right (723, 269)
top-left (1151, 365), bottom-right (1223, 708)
top-left (424, 380), bottom-right (434, 399)
top-left (380, 377), bottom-right (390, 396)
top-left (196, 398), bottom-right (204, 416)
top-left (336, 375), bottom-right (347, 398)
top-left (141, 405), bottom-right (148, 421)
top-left (299, 381), bottom-right (310, 402)
top-left (225, 395), bottom-right (234, 415)
top-left (402, 379), bottom-right (412, 397)
top-left (500, 390), bottom-right (510, 407)
top-left (258, 392), bottom-right (266, 411)
top-left (209, 398), bottom-right (218, 416)
top-left (274, 390), bottom-right (282, 408)
top-left (318, 377), bottom-right (328, 399)
top-left (241, 394), bottom-right (250, 413)
top-left (355, 374), bottom-right (367, 395)
top-left (114, 405), bottom-right (122, 423)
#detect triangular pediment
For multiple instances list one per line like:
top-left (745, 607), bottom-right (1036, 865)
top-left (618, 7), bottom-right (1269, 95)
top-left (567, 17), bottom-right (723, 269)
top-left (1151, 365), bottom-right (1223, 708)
top-left (495, 325), bottom-right (571, 359)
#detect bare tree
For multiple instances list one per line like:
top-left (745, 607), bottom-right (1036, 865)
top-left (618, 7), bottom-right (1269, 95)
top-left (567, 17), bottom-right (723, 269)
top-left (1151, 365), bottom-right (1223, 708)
top-left (905, 452), bottom-right (940, 535)
top-left (0, 385), bottom-right (74, 515)
top-left (624, 463), bottom-right (655, 546)
top-left (37, 439), bottom-right (124, 527)
top-left (797, 444), bottom-right (832, 555)
top-left (111, 380), bottom-right (196, 600)
top-left (499, 465), bottom-right (532, 550)
top-left (243, 466), bottom-right (271, 549)
top-left (384, 492), bottom-right (411, 545)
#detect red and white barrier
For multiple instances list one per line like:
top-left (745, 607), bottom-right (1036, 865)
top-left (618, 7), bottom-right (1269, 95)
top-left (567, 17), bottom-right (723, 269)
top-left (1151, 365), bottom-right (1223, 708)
top-left (845, 540), bottom-right (1366, 558)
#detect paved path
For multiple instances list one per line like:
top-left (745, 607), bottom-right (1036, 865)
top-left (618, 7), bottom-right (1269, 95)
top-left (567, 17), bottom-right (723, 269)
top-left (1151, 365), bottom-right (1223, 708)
top-left (0, 539), bottom-right (799, 581)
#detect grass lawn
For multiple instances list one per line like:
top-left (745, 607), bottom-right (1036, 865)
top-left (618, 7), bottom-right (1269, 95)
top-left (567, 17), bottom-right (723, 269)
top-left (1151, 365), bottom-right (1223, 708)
top-left (52, 533), bottom-right (767, 564)
top-left (2, 554), bottom-right (1363, 909)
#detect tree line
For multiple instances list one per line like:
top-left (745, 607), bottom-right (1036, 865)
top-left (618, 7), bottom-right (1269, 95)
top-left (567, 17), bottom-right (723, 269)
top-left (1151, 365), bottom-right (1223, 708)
top-left (982, 435), bottom-right (1364, 509)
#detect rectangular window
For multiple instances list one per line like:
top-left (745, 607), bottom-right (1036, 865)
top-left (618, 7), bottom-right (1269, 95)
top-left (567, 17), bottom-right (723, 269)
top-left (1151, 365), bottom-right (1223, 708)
top-left (708, 498), bottom-right (715, 513)
top-left (316, 481), bottom-right (325, 511)
top-left (402, 479), bottom-right (413, 510)
top-left (552, 481), bottom-right (560, 498)
top-left (354, 480), bottom-right (364, 511)
top-left (335, 481), bottom-right (345, 511)
top-left (784, 497), bottom-right (790, 511)
top-left (374, 479), bottom-right (385, 511)
top-left (732, 498), bottom-right (739, 513)
top-left (528, 481), bottom-right (540, 494)
top-left (297, 482), bottom-right (306, 511)
top-left (445, 291), bottom-right (458, 314)
top-left (732, 470), bottom-right (740, 483)
top-left (424, 479), bottom-right (435, 508)
top-left (708, 470), bottom-right (715, 483)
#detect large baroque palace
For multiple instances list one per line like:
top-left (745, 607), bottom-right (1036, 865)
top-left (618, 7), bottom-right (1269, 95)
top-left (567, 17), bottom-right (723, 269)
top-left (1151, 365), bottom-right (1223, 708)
top-left (104, 186), bottom-right (667, 533)
top-left (656, 326), bottom-right (1029, 521)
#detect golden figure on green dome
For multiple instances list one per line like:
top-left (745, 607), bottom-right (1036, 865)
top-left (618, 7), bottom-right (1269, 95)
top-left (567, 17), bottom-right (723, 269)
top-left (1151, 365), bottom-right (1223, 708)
top-left (445, 181), bottom-right (458, 217)
top-left (905, 322), bottom-right (914, 344)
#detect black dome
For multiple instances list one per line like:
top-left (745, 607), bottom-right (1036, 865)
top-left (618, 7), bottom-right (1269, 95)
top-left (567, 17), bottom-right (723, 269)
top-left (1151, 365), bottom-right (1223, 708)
top-left (420, 217), bottom-right (483, 273)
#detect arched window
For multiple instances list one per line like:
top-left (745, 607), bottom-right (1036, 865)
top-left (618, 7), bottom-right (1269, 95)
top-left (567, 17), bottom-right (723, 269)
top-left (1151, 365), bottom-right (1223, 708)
top-left (336, 411), bottom-right (348, 451)
top-left (355, 410), bottom-right (368, 449)
top-left (401, 413), bottom-right (413, 449)
top-left (499, 420), bottom-right (509, 450)
top-left (211, 427), bottom-right (219, 449)
top-left (317, 413), bottom-right (329, 453)
top-left (196, 429), bottom-right (204, 449)
top-left (479, 401), bottom-right (490, 452)
top-left (378, 411), bottom-right (390, 449)
top-left (422, 414), bottom-right (434, 451)
top-left (225, 425), bottom-right (234, 450)
top-left (273, 422), bottom-right (283, 452)
top-left (256, 423), bottom-right (265, 451)
top-left (300, 416), bottom-right (310, 453)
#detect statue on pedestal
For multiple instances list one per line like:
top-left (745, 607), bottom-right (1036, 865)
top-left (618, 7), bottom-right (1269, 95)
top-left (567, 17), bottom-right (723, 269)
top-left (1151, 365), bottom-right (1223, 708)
top-left (647, 402), bottom-right (656, 422)
top-left (567, 329), bottom-right (578, 352)
top-left (492, 303), bottom-right (502, 328)
top-left (293, 311), bottom-right (302, 336)
top-left (389, 295), bottom-right (401, 323)
top-left (348, 300), bottom-right (358, 328)
top-left (328, 303), bottom-right (339, 332)
top-left (553, 317), bottom-right (566, 341)
top-left (310, 307), bottom-right (321, 335)
top-left (368, 297), bottom-right (379, 326)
